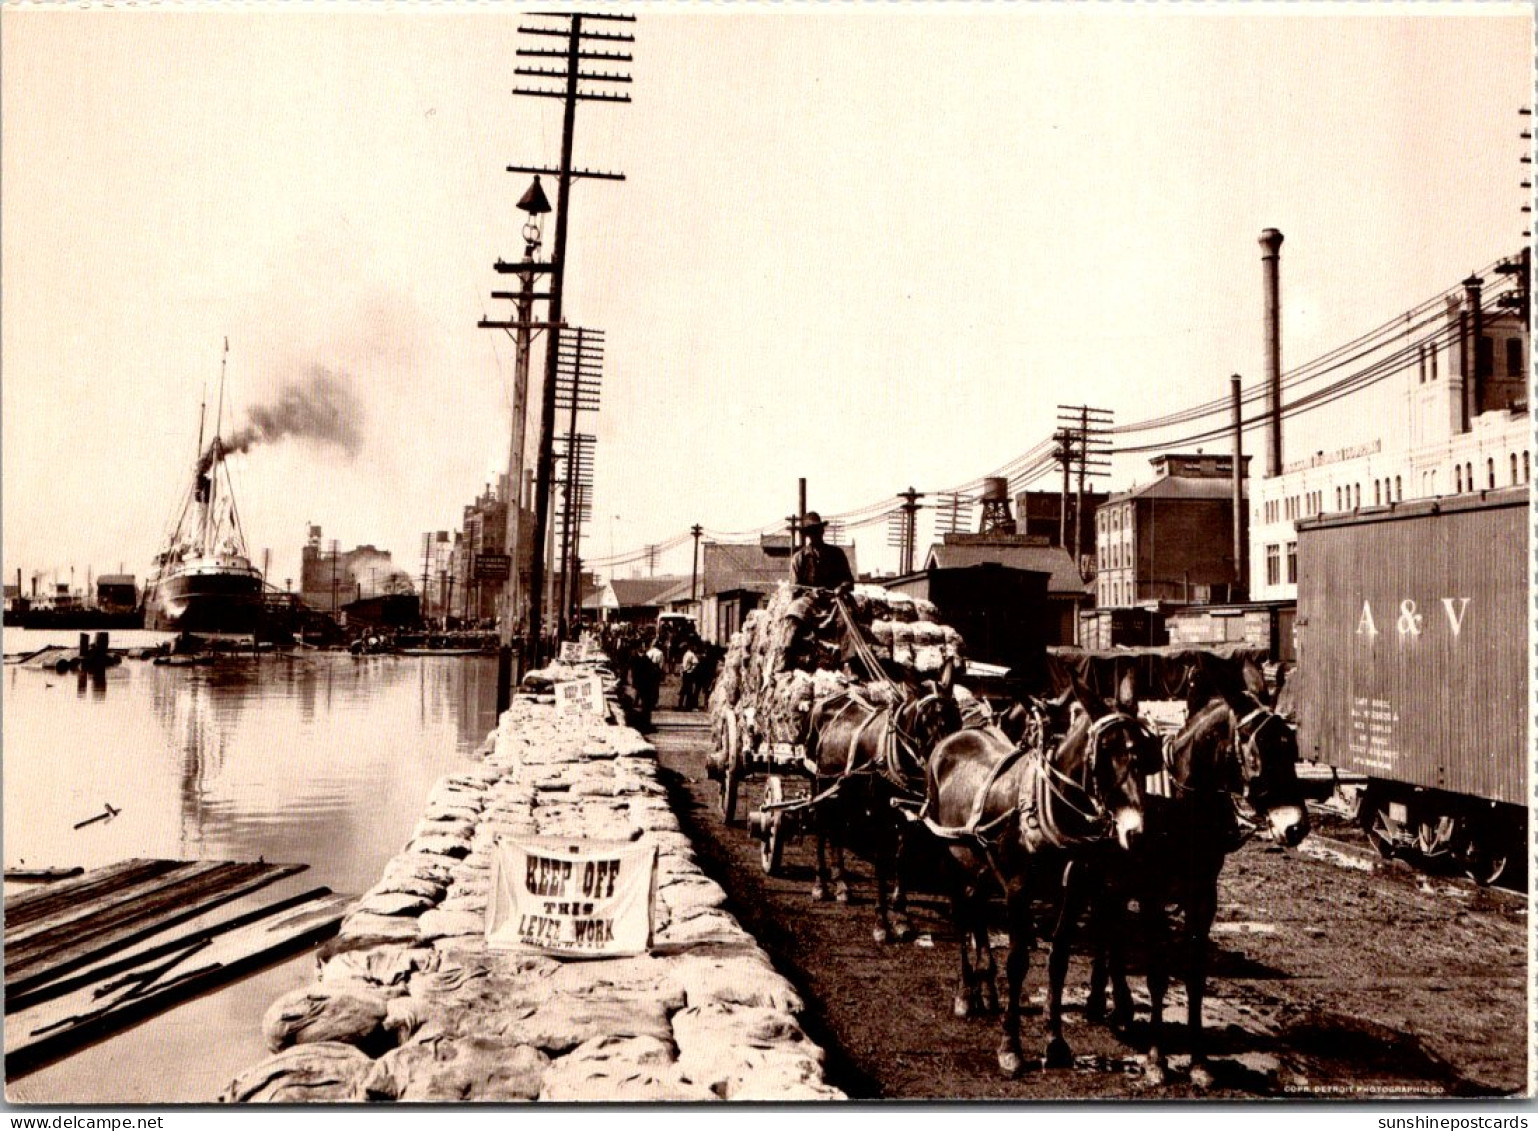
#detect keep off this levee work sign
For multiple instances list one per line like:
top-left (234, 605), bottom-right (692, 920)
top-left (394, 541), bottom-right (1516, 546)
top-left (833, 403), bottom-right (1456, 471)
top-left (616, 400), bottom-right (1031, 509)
top-left (554, 674), bottom-right (606, 717)
top-left (486, 837), bottom-right (658, 958)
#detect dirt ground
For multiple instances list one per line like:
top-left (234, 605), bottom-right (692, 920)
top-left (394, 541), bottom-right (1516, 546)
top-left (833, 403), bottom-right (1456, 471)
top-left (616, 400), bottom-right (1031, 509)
top-left (646, 707), bottom-right (1529, 1101)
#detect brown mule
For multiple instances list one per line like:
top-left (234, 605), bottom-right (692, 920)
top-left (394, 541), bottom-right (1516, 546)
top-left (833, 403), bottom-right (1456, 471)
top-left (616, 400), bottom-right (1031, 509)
top-left (921, 672), bottom-right (1162, 1076)
top-left (1073, 659), bottom-right (1310, 1089)
top-left (804, 660), bottom-right (963, 944)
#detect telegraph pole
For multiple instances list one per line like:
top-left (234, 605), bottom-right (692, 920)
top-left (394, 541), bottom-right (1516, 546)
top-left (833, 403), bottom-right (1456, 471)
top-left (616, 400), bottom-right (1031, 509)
top-left (690, 524), bottom-right (703, 606)
top-left (1056, 405), bottom-right (1112, 571)
top-left (1053, 428), bottom-right (1073, 550)
top-left (896, 487), bottom-right (924, 575)
top-left (480, 10), bottom-right (631, 666)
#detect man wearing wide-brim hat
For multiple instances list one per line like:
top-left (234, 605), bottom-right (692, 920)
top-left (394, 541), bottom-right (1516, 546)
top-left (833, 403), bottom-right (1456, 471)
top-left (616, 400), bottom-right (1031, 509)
top-left (790, 511), bottom-right (854, 593)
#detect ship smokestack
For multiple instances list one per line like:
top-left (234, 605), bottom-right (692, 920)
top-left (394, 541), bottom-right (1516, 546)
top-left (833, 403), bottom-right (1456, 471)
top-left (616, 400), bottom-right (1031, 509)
top-left (1260, 229), bottom-right (1284, 477)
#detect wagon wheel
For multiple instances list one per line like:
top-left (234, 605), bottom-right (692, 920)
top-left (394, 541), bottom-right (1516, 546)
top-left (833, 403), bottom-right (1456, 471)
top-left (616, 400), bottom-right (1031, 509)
top-left (719, 712), bottom-right (742, 825)
top-left (759, 775), bottom-right (787, 876)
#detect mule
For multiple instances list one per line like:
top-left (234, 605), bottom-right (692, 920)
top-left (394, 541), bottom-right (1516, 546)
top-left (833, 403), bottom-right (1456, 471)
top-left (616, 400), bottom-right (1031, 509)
top-left (1072, 660), bottom-right (1310, 1088)
top-left (921, 673), bottom-right (1163, 1076)
top-left (803, 660), bottom-right (963, 944)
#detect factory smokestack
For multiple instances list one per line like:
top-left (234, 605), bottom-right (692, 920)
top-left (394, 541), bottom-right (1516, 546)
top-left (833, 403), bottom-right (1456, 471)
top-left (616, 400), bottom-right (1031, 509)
top-left (1231, 374), bottom-right (1246, 597)
top-left (1260, 229), bottom-right (1284, 477)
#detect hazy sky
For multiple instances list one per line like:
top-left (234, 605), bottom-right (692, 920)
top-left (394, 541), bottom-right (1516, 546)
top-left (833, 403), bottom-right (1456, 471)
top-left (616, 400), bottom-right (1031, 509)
top-left (3, 4), bottom-right (1531, 590)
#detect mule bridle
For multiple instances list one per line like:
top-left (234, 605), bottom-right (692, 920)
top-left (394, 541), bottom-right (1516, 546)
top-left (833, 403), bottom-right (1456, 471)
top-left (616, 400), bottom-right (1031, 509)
top-left (1163, 700), bottom-right (1285, 846)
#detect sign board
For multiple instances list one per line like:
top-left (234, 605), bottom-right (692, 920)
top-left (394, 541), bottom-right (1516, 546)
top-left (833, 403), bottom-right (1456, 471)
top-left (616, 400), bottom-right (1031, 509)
top-left (475, 553), bottom-right (512, 581)
top-left (559, 641), bottom-right (583, 664)
top-left (553, 674), bottom-right (606, 717)
top-left (486, 837), bottom-right (657, 958)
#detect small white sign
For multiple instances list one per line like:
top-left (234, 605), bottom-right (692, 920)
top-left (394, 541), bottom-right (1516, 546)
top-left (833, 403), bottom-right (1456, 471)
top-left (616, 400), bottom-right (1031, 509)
top-left (486, 836), bottom-right (658, 958)
top-left (559, 641), bottom-right (583, 664)
top-left (553, 674), bottom-right (606, 717)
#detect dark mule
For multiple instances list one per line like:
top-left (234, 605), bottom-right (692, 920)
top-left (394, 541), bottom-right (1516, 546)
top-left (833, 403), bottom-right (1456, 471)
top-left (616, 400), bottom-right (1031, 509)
top-left (1073, 660), bottom-right (1310, 1088)
top-left (922, 674), bottom-right (1163, 1076)
top-left (803, 661), bottom-right (963, 944)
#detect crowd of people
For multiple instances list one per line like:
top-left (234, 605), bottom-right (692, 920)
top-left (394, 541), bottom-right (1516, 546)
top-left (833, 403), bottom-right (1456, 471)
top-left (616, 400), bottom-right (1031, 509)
top-left (597, 619), bottom-right (724, 729)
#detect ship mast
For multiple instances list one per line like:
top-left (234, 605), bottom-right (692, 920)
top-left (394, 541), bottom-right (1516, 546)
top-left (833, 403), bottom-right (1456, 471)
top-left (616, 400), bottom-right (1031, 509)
top-left (204, 339), bottom-right (229, 553)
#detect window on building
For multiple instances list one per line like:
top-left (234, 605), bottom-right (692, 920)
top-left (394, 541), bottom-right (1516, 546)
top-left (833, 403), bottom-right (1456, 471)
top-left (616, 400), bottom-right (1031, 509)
top-left (1430, 342), bottom-right (1438, 380)
top-left (1512, 453), bottom-right (1520, 485)
top-left (1430, 469), bottom-right (1437, 494)
top-left (1466, 462), bottom-right (1474, 492)
top-left (1335, 487), bottom-right (1342, 511)
top-left (1418, 345), bottom-right (1427, 385)
top-left (1354, 484), bottom-right (1362, 508)
top-left (1285, 541), bottom-right (1297, 585)
top-left (1395, 476), bottom-right (1402, 501)
top-left (1488, 458), bottom-right (1496, 489)
top-left (1525, 451), bottom-right (1530, 483)
top-left (1508, 337), bottom-right (1524, 379)
top-left (1455, 465), bottom-right (1462, 493)
top-left (1374, 481), bottom-right (1381, 506)
top-left (1265, 544), bottom-right (1280, 587)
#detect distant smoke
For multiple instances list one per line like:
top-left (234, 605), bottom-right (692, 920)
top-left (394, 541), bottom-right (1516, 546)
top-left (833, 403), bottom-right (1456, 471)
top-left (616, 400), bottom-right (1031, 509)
top-left (213, 365), bottom-right (365, 466)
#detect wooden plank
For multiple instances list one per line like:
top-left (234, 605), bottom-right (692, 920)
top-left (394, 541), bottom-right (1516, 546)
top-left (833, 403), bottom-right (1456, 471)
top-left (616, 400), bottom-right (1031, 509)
top-left (6, 863), bottom-right (305, 991)
top-left (5, 892), bottom-right (351, 1073)
top-left (4, 859), bottom-right (181, 930)
top-left (6, 862), bottom-right (231, 949)
top-left (4, 885), bottom-right (334, 1014)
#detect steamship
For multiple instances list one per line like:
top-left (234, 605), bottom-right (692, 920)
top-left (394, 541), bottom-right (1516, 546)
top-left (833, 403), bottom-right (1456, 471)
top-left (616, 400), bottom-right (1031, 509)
top-left (143, 347), bottom-right (266, 633)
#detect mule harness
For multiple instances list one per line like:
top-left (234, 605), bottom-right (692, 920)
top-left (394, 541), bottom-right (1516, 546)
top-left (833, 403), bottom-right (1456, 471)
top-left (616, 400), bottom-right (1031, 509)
top-left (921, 714), bottom-right (1128, 851)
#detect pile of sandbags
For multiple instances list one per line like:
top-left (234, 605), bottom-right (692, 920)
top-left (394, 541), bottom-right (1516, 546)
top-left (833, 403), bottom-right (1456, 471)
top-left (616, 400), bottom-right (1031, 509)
top-left (520, 659), bottom-right (619, 698)
top-left (225, 699), bottom-right (843, 1104)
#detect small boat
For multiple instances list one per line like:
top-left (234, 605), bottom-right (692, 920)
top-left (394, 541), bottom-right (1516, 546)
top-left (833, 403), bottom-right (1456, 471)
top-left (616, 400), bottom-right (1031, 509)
top-left (142, 343), bottom-right (265, 635)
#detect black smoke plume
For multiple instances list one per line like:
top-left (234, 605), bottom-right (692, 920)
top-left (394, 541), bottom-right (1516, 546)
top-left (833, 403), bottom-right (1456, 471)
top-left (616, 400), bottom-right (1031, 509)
top-left (201, 365), bottom-right (364, 471)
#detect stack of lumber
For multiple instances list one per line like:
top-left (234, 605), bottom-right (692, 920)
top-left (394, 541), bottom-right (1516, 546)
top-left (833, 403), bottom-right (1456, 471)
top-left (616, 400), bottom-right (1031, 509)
top-left (5, 858), bottom-right (348, 1072)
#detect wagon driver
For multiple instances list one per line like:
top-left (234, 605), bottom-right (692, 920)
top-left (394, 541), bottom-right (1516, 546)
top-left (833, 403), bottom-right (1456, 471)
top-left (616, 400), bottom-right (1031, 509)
top-left (786, 511), bottom-right (856, 672)
top-left (791, 511), bottom-right (853, 593)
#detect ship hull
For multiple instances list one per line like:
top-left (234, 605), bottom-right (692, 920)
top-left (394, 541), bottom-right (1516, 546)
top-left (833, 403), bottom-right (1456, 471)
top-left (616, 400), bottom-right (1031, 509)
top-left (145, 563), bottom-right (264, 634)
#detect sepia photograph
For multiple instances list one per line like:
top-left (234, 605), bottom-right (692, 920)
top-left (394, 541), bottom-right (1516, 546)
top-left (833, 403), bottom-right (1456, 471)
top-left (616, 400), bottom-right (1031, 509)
top-left (1, 0), bottom-right (1532, 1107)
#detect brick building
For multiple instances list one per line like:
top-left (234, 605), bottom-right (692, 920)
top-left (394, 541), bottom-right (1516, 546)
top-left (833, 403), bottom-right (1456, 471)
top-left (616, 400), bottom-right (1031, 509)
top-left (1095, 453), bottom-right (1249, 608)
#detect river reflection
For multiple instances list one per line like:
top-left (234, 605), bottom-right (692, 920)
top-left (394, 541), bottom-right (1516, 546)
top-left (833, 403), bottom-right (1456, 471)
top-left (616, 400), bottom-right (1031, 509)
top-left (3, 650), bottom-right (500, 895)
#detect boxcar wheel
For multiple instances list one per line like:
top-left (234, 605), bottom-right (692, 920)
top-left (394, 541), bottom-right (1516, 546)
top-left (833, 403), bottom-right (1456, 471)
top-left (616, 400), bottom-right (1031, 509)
top-left (1459, 827), bottom-right (1511, 887)
top-left (1364, 805), bottom-right (1397, 860)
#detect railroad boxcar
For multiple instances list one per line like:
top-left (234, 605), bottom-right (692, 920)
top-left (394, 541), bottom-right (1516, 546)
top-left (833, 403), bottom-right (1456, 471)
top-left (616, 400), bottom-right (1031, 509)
top-left (1293, 486), bottom-right (1528, 884)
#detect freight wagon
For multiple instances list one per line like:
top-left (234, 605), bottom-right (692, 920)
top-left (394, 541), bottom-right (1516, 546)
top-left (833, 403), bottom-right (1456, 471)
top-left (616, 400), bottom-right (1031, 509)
top-left (1293, 487), bottom-right (1528, 884)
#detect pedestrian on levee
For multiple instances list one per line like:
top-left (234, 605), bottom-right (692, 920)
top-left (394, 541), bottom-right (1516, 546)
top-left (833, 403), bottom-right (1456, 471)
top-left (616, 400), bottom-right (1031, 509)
top-left (678, 642), bottom-right (701, 710)
top-left (630, 645), bottom-right (661, 729)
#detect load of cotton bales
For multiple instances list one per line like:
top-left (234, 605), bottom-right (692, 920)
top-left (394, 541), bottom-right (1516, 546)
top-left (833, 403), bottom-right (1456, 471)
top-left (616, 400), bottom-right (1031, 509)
top-left (708, 581), bottom-right (966, 757)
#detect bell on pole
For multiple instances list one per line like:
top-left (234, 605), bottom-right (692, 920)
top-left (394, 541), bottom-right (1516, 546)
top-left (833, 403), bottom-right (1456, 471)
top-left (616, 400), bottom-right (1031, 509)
top-left (518, 175), bottom-right (553, 216)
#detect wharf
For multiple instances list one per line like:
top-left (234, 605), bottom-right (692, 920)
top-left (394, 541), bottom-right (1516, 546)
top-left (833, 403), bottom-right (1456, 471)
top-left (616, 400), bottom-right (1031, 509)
top-left (225, 694), bottom-right (843, 1102)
